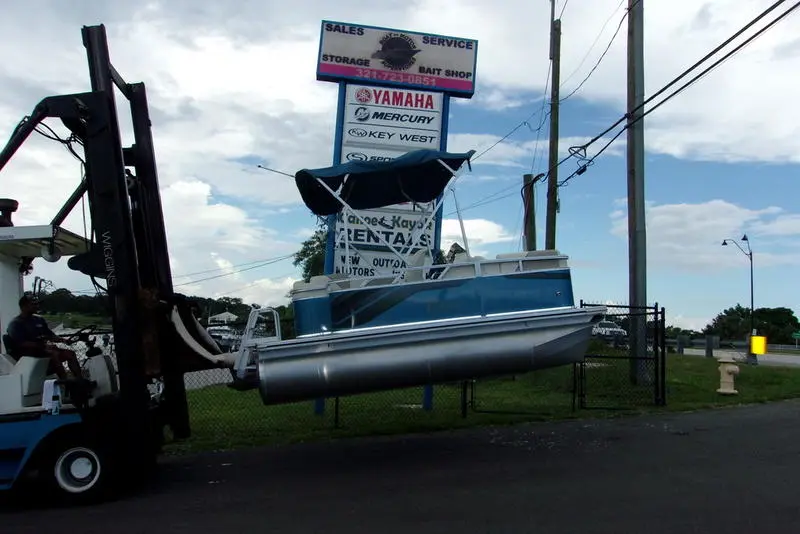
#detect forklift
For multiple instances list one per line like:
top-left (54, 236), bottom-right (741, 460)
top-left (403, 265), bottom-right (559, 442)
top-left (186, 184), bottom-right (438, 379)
top-left (0, 24), bottom-right (234, 503)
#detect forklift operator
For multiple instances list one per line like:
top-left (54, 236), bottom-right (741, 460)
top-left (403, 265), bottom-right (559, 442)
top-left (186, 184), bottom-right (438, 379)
top-left (6, 295), bottom-right (82, 380)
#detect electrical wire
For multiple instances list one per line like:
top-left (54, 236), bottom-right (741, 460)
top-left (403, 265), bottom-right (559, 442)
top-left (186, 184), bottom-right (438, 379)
top-left (559, 0), bottom-right (637, 103)
top-left (569, 0), bottom-right (792, 160)
top-left (558, 0), bottom-right (799, 187)
top-left (447, 0), bottom-right (796, 217)
top-left (172, 255), bottom-right (297, 279)
top-left (558, 0), bottom-right (570, 18)
top-left (560, 0), bottom-right (627, 89)
top-left (172, 254), bottom-right (294, 287)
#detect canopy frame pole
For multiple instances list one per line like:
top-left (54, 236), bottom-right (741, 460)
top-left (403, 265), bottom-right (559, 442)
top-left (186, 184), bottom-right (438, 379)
top-left (315, 174), bottom-right (410, 264)
top-left (393, 158), bottom-right (468, 261)
top-left (450, 187), bottom-right (471, 257)
top-left (316, 157), bottom-right (472, 280)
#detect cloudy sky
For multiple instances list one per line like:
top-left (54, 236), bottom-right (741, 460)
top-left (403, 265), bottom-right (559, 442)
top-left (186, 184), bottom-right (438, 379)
top-left (1, 0), bottom-right (798, 331)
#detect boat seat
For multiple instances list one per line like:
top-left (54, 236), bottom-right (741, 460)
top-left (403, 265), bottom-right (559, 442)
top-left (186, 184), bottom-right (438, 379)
top-left (0, 354), bottom-right (57, 411)
top-left (0, 353), bottom-right (15, 375)
top-left (404, 249), bottom-right (431, 282)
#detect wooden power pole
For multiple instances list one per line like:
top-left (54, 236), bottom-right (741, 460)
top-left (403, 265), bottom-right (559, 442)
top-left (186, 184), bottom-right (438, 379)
top-left (523, 173), bottom-right (543, 250)
top-left (545, 1), bottom-right (561, 251)
top-left (627, 0), bottom-right (648, 382)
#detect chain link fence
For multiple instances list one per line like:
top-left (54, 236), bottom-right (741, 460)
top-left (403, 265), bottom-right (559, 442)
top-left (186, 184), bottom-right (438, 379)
top-left (180, 366), bottom-right (585, 453)
top-left (51, 306), bottom-right (668, 454)
top-left (576, 302), bottom-right (667, 409)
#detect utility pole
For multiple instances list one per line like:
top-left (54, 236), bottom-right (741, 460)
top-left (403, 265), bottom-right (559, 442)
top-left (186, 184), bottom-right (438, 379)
top-left (627, 0), bottom-right (648, 383)
top-left (545, 0), bottom-right (561, 251)
top-left (523, 173), bottom-right (543, 250)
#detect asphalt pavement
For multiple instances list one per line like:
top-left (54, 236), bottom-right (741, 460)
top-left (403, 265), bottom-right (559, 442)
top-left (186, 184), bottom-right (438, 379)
top-left (3, 400), bottom-right (800, 533)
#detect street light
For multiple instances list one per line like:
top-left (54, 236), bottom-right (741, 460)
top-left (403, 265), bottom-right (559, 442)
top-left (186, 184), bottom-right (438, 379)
top-left (721, 234), bottom-right (756, 365)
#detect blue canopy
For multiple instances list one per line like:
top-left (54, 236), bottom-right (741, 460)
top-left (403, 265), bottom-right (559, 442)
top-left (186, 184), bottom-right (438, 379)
top-left (295, 149), bottom-right (475, 216)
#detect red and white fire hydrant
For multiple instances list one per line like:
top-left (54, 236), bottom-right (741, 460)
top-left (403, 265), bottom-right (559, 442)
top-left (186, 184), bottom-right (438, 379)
top-left (716, 356), bottom-right (740, 395)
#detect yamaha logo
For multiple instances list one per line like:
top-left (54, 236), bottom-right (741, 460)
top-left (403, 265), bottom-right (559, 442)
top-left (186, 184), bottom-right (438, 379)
top-left (354, 106), bottom-right (370, 122)
top-left (355, 88), bottom-right (372, 103)
top-left (346, 152), bottom-right (367, 161)
top-left (348, 128), bottom-right (368, 138)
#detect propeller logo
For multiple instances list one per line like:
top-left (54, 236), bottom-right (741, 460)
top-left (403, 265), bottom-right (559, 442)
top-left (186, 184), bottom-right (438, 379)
top-left (371, 33), bottom-right (421, 71)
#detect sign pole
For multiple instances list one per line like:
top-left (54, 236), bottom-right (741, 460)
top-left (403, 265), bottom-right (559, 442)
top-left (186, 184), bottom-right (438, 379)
top-left (314, 20), bottom-right (478, 417)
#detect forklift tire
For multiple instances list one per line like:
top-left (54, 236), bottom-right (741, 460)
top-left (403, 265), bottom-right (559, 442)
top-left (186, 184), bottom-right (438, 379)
top-left (40, 433), bottom-right (114, 504)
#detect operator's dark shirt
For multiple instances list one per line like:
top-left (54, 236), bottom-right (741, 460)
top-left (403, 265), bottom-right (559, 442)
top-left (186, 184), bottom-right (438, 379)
top-left (6, 314), bottom-right (55, 346)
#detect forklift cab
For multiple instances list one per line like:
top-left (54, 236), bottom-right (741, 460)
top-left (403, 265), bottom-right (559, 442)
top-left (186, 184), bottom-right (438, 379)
top-left (0, 215), bottom-right (118, 415)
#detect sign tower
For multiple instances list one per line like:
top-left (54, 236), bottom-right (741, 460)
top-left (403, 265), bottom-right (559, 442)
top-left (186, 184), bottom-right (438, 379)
top-left (316, 20), bottom-right (479, 277)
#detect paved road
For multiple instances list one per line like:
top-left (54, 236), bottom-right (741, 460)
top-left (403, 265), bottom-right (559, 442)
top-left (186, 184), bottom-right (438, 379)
top-left (3, 400), bottom-right (800, 533)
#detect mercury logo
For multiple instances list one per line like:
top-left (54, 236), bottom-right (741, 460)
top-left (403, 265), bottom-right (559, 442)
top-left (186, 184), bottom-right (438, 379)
top-left (355, 88), bottom-right (372, 103)
top-left (354, 106), bottom-right (370, 122)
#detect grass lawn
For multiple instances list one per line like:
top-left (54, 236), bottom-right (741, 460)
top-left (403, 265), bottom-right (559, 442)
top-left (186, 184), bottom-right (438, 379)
top-left (164, 354), bottom-right (800, 455)
top-left (42, 313), bottom-right (111, 329)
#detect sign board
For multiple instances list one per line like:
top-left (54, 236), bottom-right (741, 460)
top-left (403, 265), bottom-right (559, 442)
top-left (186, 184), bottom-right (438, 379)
top-left (334, 249), bottom-right (411, 278)
top-left (332, 83), bottom-right (444, 276)
top-left (317, 21), bottom-right (478, 98)
top-left (792, 332), bottom-right (800, 340)
top-left (334, 209), bottom-right (435, 250)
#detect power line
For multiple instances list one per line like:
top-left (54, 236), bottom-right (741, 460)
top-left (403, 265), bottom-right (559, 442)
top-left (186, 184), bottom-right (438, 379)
top-left (559, 0), bottom-right (636, 103)
top-left (471, 107), bottom-right (547, 162)
top-left (558, 0), bottom-right (570, 18)
top-left (559, 0), bottom-right (799, 187)
top-left (571, 0), bottom-right (792, 157)
top-left (559, 0), bottom-right (626, 89)
top-left (173, 254), bottom-right (294, 287)
top-left (172, 255), bottom-right (295, 279)
top-left (446, 1), bottom-right (797, 215)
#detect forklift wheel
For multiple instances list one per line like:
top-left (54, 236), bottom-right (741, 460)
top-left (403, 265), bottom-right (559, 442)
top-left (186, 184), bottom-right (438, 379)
top-left (41, 434), bottom-right (113, 504)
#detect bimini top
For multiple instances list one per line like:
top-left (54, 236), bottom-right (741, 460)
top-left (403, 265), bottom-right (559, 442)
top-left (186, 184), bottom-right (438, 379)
top-left (295, 149), bottom-right (475, 216)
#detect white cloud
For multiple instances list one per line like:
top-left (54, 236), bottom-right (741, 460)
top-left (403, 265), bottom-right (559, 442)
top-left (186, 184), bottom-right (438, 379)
top-left (411, 0), bottom-right (800, 164)
top-left (609, 199), bottom-right (800, 272)
top-left (440, 218), bottom-right (516, 257)
top-left (452, 88), bottom-right (532, 111)
top-left (3, 0), bottom-right (799, 307)
top-left (669, 314), bottom-right (711, 332)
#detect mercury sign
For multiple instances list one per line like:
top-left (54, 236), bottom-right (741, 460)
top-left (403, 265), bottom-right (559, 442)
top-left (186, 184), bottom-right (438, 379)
top-left (317, 21), bottom-right (478, 97)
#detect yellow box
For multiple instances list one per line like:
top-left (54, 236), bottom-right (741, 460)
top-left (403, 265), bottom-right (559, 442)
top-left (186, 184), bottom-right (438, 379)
top-left (751, 335), bottom-right (767, 355)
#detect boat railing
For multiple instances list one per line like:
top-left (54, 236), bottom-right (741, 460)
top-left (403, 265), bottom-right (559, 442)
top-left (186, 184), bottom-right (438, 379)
top-left (291, 250), bottom-right (572, 306)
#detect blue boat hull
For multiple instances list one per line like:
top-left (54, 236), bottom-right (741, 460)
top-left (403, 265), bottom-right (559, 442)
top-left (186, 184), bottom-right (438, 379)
top-left (293, 268), bottom-right (575, 336)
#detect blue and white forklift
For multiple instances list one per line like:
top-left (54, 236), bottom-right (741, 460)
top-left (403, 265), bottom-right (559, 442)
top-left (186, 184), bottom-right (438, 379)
top-left (0, 24), bottom-right (242, 504)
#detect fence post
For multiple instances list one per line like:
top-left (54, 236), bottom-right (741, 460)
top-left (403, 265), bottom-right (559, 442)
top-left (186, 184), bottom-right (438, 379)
top-left (423, 385), bottom-right (434, 411)
top-left (705, 335), bottom-right (715, 358)
top-left (660, 306), bottom-right (667, 405)
top-left (460, 381), bottom-right (468, 418)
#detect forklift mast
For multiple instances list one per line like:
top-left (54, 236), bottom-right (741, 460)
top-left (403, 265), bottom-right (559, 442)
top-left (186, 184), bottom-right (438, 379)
top-left (0, 25), bottom-right (200, 458)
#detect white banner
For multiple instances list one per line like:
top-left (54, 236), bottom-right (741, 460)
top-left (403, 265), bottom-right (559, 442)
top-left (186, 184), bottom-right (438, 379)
top-left (334, 209), bottom-right (434, 249)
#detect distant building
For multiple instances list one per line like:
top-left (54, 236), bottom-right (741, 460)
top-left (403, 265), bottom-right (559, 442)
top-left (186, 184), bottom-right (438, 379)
top-left (208, 311), bottom-right (238, 324)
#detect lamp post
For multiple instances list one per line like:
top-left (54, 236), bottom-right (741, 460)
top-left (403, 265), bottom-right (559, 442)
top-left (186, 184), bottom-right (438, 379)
top-left (721, 234), bottom-right (756, 365)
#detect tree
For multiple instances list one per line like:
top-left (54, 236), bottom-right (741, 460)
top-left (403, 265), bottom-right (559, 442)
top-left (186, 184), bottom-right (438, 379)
top-left (293, 226), bottom-right (328, 282)
top-left (703, 304), bottom-right (800, 344)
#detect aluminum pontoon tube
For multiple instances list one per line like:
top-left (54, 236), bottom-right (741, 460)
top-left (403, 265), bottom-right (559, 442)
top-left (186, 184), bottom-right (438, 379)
top-left (257, 306), bottom-right (604, 405)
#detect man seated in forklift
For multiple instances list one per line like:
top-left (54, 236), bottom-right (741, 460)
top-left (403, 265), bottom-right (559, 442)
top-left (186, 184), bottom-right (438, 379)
top-left (5, 295), bottom-right (82, 380)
